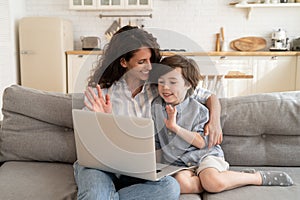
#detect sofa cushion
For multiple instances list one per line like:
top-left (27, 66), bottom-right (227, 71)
top-left (203, 166), bottom-right (300, 200)
top-left (0, 161), bottom-right (77, 200)
top-left (180, 194), bottom-right (201, 200)
top-left (0, 85), bottom-right (80, 163)
top-left (220, 91), bottom-right (300, 166)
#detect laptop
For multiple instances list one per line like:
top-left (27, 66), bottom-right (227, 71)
top-left (72, 109), bottom-right (194, 181)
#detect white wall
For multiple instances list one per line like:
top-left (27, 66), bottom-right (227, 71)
top-left (22, 0), bottom-right (300, 50)
top-left (0, 0), bottom-right (25, 120)
top-left (1, 0), bottom-right (300, 119)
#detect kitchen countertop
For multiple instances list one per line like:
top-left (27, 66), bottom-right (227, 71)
top-left (66, 50), bottom-right (300, 56)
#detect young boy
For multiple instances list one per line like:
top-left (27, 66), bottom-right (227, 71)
top-left (151, 55), bottom-right (293, 194)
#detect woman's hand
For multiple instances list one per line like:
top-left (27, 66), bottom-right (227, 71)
top-left (204, 120), bottom-right (223, 148)
top-left (84, 84), bottom-right (112, 113)
top-left (204, 94), bottom-right (223, 148)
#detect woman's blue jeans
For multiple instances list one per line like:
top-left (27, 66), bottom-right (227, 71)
top-left (73, 161), bottom-right (180, 200)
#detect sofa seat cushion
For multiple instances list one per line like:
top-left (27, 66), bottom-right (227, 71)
top-left (180, 194), bottom-right (201, 200)
top-left (0, 161), bottom-right (77, 200)
top-left (203, 166), bottom-right (300, 200)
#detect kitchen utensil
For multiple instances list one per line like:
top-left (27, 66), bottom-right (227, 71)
top-left (290, 37), bottom-right (300, 51)
top-left (231, 37), bottom-right (266, 51)
top-left (270, 29), bottom-right (289, 51)
top-left (105, 20), bottom-right (121, 40)
top-left (215, 33), bottom-right (221, 52)
top-left (220, 27), bottom-right (228, 51)
top-left (220, 27), bottom-right (225, 41)
top-left (80, 36), bottom-right (101, 50)
top-left (230, 41), bottom-right (238, 51)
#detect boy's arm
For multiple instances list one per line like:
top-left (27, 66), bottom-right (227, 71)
top-left (171, 126), bottom-right (206, 149)
top-left (164, 105), bottom-right (206, 149)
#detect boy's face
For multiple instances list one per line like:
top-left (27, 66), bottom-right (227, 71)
top-left (158, 67), bottom-right (191, 106)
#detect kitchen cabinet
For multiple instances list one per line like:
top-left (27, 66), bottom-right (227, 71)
top-left (252, 56), bottom-right (297, 93)
top-left (69, 0), bottom-right (97, 10)
top-left (69, 0), bottom-right (152, 10)
top-left (296, 56), bottom-right (300, 90)
top-left (66, 51), bottom-right (299, 96)
top-left (193, 56), bottom-right (254, 97)
top-left (67, 54), bottom-right (100, 93)
top-left (193, 55), bottom-right (297, 97)
top-left (99, 0), bottom-right (152, 10)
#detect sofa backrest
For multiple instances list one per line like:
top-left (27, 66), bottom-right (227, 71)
top-left (220, 91), bottom-right (300, 166)
top-left (1, 85), bottom-right (300, 167)
top-left (0, 85), bottom-right (83, 163)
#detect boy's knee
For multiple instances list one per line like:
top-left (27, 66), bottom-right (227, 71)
top-left (200, 173), bottom-right (225, 193)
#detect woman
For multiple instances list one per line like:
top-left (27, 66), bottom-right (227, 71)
top-left (75, 26), bottom-right (222, 199)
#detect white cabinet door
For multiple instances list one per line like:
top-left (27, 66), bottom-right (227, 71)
top-left (296, 56), bottom-right (300, 90)
top-left (71, 0), bottom-right (152, 10)
top-left (98, 0), bottom-right (123, 9)
top-left (253, 56), bottom-right (297, 93)
top-left (194, 56), bottom-right (254, 97)
top-left (125, 0), bottom-right (152, 10)
top-left (69, 0), bottom-right (97, 9)
top-left (67, 54), bottom-right (100, 93)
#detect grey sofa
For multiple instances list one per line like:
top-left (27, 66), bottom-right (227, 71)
top-left (0, 84), bottom-right (299, 200)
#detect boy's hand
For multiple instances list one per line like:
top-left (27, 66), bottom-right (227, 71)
top-left (164, 105), bottom-right (179, 133)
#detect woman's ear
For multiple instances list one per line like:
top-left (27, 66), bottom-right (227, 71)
top-left (120, 58), bottom-right (127, 68)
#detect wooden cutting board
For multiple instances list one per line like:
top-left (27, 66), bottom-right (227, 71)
top-left (230, 37), bottom-right (266, 51)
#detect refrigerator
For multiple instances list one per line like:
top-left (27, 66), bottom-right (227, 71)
top-left (19, 17), bottom-right (73, 93)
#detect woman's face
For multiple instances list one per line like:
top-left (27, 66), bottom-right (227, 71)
top-left (121, 48), bottom-right (152, 82)
top-left (158, 67), bottom-right (191, 106)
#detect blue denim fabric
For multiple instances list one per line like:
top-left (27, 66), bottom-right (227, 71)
top-left (73, 162), bottom-right (180, 200)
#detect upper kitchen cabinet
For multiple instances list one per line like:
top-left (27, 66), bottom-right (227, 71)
top-left (69, 0), bottom-right (152, 10)
top-left (69, 0), bottom-right (97, 10)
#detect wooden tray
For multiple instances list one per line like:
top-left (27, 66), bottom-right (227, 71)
top-left (230, 37), bottom-right (266, 51)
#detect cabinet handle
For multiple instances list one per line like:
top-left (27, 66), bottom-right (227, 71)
top-left (78, 55), bottom-right (84, 58)
top-left (271, 56), bottom-right (278, 60)
top-left (220, 56), bottom-right (227, 60)
top-left (20, 50), bottom-right (34, 55)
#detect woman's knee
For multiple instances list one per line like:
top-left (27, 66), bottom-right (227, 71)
top-left (74, 163), bottom-right (117, 200)
top-left (160, 176), bottom-right (180, 199)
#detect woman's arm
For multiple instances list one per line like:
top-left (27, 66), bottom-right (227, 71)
top-left (192, 86), bottom-right (223, 148)
top-left (204, 94), bottom-right (223, 148)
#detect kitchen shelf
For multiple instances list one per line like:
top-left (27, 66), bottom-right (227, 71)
top-left (234, 3), bottom-right (300, 19)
